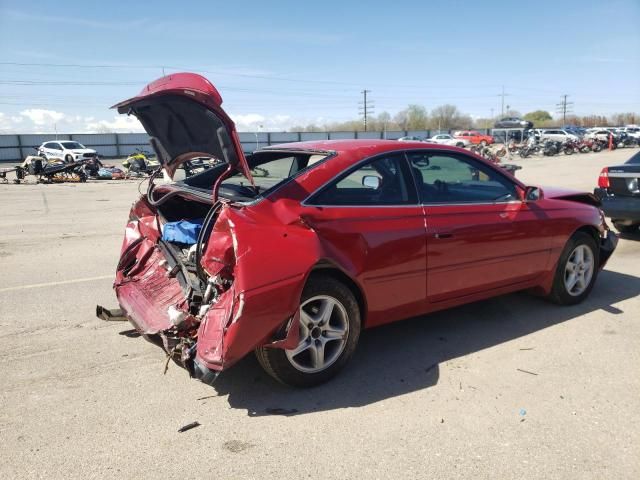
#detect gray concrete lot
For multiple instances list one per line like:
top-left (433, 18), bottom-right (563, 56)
top-left (1, 148), bottom-right (639, 479)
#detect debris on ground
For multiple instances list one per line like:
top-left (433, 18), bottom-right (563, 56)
top-left (517, 368), bottom-right (539, 376)
top-left (178, 421), bottom-right (201, 433)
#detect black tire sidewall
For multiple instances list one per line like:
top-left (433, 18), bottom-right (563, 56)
top-left (256, 274), bottom-right (361, 387)
top-left (550, 232), bottom-right (599, 305)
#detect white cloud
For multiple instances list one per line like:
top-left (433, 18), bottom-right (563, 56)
top-left (0, 113), bottom-right (11, 132)
top-left (20, 109), bottom-right (66, 126)
top-left (85, 115), bottom-right (144, 133)
top-left (1, 108), bottom-right (324, 134)
top-left (231, 113), bottom-right (293, 131)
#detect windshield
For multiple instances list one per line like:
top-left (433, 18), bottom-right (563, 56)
top-left (60, 142), bottom-right (85, 149)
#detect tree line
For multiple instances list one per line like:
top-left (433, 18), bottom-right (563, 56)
top-left (289, 106), bottom-right (639, 132)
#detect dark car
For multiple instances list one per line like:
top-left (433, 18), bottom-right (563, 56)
top-left (99, 73), bottom-right (617, 388)
top-left (595, 151), bottom-right (640, 233)
top-left (494, 117), bottom-right (534, 129)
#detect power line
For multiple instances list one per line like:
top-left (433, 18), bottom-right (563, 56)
top-left (556, 94), bottom-right (574, 125)
top-left (0, 61), bottom-right (508, 91)
top-left (358, 90), bottom-right (374, 131)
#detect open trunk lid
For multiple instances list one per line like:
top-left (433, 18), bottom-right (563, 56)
top-left (112, 73), bottom-right (254, 184)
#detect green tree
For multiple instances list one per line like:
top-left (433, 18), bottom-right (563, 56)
top-left (429, 104), bottom-right (473, 130)
top-left (523, 110), bottom-right (552, 126)
top-left (395, 104), bottom-right (429, 130)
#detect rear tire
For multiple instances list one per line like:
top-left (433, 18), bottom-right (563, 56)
top-left (456, 142), bottom-right (465, 148)
top-left (255, 274), bottom-right (361, 387)
top-left (547, 232), bottom-right (599, 305)
top-left (613, 221), bottom-right (639, 234)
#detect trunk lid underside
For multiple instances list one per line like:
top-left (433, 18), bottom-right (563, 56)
top-left (112, 72), bottom-right (254, 183)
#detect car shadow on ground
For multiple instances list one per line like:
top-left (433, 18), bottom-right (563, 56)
top-left (206, 270), bottom-right (640, 417)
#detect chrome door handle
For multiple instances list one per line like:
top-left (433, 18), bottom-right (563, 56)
top-left (434, 232), bottom-right (453, 239)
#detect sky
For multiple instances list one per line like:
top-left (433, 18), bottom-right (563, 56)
top-left (0, 0), bottom-right (639, 133)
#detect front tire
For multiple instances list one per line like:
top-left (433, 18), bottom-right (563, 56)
top-left (548, 232), bottom-right (599, 305)
top-left (255, 274), bottom-right (361, 387)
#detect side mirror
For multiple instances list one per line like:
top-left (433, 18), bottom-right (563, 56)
top-left (362, 175), bottom-right (381, 189)
top-left (524, 186), bottom-right (543, 202)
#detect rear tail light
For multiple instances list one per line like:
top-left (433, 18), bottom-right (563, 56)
top-left (598, 167), bottom-right (610, 188)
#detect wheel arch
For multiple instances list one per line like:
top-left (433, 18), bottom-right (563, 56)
top-left (308, 261), bottom-right (368, 328)
top-left (573, 224), bottom-right (600, 247)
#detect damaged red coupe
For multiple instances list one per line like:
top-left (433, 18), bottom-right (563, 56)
top-left (99, 73), bottom-right (617, 387)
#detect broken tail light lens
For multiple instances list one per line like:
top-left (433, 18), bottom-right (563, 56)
top-left (598, 167), bottom-right (610, 189)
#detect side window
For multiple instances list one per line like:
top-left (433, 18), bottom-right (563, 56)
top-left (408, 152), bottom-right (518, 204)
top-left (43, 142), bottom-right (54, 149)
top-left (309, 154), bottom-right (416, 206)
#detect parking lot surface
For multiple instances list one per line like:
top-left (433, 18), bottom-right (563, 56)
top-left (1, 148), bottom-right (639, 479)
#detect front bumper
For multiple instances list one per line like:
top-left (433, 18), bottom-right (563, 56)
top-left (599, 230), bottom-right (618, 268)
top-left (594, 189), bottom-right (640, 222)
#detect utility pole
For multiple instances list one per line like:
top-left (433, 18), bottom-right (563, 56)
top-left (359, 90), bottom-right (374, 131)
top-left (556, 94), bottom-right (574, 125)
top-left (498, 85), bottom-right (510, 117)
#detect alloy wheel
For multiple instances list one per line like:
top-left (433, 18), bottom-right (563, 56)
top-left (564, 244), bottom-right (595, 296)
top-left (285, 295), bottom-right (349, 373)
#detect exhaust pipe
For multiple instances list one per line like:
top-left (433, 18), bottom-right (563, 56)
top-left (96, 305), bottom-right (128, 322)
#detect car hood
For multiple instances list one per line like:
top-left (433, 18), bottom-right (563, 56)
top-left (112, 72), bottom-right (253, 183)
top-left (69, 148), bottom-right (96, 154)
top-left (542, 186), bottom-right (600, 207)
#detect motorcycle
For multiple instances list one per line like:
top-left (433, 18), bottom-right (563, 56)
top-left (519, 143), bottom-right (543, 158)
top-left (542, 140), bottom-right (562, 156)
top-left (122, 148), bottom-right (160, 176)
top-left (562, 139), bottom-right (581, 155)
top-left (617, 132), bottom-right (637, 148)
top-left (20, 148), bottom-right (88, 183)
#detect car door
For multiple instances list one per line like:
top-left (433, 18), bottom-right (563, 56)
top-left (50, 142), bottom-right (63, 159)
top-left (407, 150), bottom-right (552, 303)
top-left (303, 152), bottom-right (427, 327)
top-left (40, 142), bottom-right (54, 158)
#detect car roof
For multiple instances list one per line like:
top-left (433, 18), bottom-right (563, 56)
top-left (260, 138), bottom-right (461, 156)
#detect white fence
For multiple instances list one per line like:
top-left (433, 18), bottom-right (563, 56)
top-left (0, 129), bottom-right (493, 162)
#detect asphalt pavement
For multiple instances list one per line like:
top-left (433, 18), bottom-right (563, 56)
top-left (0, 148), bottom-right (638, 479)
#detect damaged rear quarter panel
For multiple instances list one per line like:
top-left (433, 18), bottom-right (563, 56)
top-left (196, 203), bottom-right (330, 370)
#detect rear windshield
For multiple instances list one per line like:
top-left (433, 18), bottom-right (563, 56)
top-left (178, 150), bottom-right (331, 201)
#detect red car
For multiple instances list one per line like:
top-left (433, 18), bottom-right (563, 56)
top-left (99, 73), bottom-right (617, 387)
top-left (454, 130), bottom-right (495, 146)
